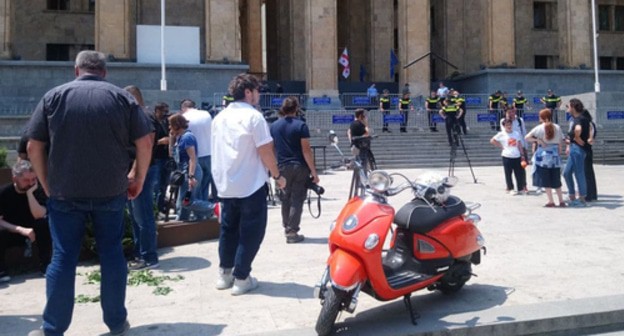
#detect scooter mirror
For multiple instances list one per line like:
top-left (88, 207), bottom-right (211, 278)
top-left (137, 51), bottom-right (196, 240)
top-left (328, 130), bottom-right (338, 145)
top-left (444, 176), bottom-right (458, 187)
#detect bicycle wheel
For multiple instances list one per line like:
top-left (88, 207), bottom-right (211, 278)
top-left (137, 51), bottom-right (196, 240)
top-left (367, 150), bottom-right (377, 171)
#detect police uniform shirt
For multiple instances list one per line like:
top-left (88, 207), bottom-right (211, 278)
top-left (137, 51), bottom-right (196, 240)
top-left (513, 96), bottom-right (527, 109)
top-left (380, 96), bottom-right (391, 110)
top-left (489, 94), bottom-right (502, 109)
top-left (543, 94), bottom-right (560, 109)
top-left (426, 96), bottom-right (440, 109)
top-left (399, 98), bottom-right (411, 110)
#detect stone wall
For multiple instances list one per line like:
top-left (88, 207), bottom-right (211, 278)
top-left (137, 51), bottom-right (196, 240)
top-left (0, 61), bottom-right (248, 108)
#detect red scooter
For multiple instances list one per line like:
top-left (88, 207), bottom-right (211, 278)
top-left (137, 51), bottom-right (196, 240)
top-left (314, 165), bottom-right (485, 336)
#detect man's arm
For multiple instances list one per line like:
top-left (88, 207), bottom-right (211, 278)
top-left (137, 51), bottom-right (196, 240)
top-left (301, 138), bottom-right (319, 184)
top-left (27, 139), bottom-right (49, 196)
top-left (128, 133), bottom-right (153, 200)
top-left (26, 182), bottom-right (46, 219)
top-left (0, 216), bottom-right (35, 241)
top-left (257, 142), bottom-right (286, 189)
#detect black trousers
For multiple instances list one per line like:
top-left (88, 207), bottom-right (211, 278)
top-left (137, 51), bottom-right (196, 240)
top-left (502, 156), bottom-right (526, 191)
top-left (427, 109), bottom-right (438, 130)
top-left (445, 113), bottom-right (459, 146)
top-left (400, 109), bottom-right (409, 132)
top-left (458, 111), bottom-right (467, 134)
top-left (382, 111), bottom-right (390, 131)
top-left (0, 218), bottom-right (52, 273)
top-left (278, 164), bottom-right (310, 234)
top-left (584, 147), bottom-right (597, 201)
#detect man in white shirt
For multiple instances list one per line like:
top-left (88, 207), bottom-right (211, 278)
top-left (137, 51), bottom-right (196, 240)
top-left (211, 73), bottom-right (286, 296)
top-left (436, 82), bottom-right (449, 98)
top-left (180, 99), bottom-right (215, 203)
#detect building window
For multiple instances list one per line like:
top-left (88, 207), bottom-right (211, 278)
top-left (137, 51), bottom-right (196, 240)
top-left (599, 57), bottom-right (613, 70)
top-left (535, 55), bottom-right (548, 69)
top-left (47, 0), bottom-right (69, 11)
top-left (46, 44), bottom-right (70, 61)
top-left (88, 0), bottom-right (95, 12)
top-left (616, 57), bottom-right (624, 70)
top-left (615, 6), bottom-right (624, 31)
top-left (599, 5), bottom-right (611, 31)
top-left (533, 2), bottom-right (556, 30)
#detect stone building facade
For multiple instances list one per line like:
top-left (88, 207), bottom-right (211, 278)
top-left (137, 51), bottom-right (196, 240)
top-left (1, 0), bottom-right (623, 97)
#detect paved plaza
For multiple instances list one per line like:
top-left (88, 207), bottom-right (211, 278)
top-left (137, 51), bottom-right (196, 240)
top-left (1, 164), bottom-right (623, 336)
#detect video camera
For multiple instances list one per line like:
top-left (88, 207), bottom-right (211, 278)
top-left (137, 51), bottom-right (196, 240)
top-left (305, 176), bottom-right (325, 195)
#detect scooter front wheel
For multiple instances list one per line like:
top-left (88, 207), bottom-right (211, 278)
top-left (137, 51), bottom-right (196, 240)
top-left (315, 286), bottom-right (346, 336)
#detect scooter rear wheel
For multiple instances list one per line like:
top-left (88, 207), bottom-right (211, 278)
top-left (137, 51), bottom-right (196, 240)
top-left (315, 286), bottom-right (345, 336)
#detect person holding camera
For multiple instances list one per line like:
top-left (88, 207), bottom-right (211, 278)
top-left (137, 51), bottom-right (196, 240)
top-left (348, 108), bottom-right (372, 170)
top-left (270, 96), bottom-right (319, 244)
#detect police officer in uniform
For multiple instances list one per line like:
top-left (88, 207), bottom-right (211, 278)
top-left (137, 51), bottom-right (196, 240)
top-left (379, 89), bottom-right (391, 133)
top-left (512, 90), bottom-right (528, 118)
top-left (489, 90), bottom-right (503, 131)
top-left (425, 91), bottom-right (440, 132)
top-left (540, 89), bottom-right (561, 123)
top-left (450, 89), bottom-right (467, 135)
top-left (222, 94), bottom-right (234, 107)
top-left (398, 93), bottom-right (413, 133)
top-left (439, 98), bottom-right (464, 146)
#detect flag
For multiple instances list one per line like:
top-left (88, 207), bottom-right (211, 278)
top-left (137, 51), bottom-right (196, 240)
top-left (390, 49), bottom-right (399, 79)
top-left (338, 47), bottom-right (350, 79)
top-left (359, 64), bottom-right (367, 82)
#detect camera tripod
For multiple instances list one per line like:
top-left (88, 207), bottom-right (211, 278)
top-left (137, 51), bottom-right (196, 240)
top-left (448, 124), bottom-right (477, 183)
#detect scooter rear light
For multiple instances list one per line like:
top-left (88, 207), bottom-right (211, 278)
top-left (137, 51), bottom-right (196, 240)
top-left (418, 239), bottom-right (436, 254)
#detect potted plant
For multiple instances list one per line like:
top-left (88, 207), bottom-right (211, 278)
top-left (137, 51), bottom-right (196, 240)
top-left (0, 147), bottom-right (12, 185)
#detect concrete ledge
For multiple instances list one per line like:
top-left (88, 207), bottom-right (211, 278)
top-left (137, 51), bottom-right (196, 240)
top-left (157, 218), bottom-right (220, 248)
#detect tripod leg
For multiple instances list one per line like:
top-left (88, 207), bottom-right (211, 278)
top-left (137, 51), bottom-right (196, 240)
top-left (458, 134), bottom-right (478, 183)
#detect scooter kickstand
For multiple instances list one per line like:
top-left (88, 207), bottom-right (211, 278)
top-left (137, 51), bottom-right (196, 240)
top-left (403, 294), bottom-right (420, 325)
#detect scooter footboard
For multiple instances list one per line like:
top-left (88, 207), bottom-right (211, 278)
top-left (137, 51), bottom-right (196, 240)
top-left (328, 249), bottom-right (367, 291)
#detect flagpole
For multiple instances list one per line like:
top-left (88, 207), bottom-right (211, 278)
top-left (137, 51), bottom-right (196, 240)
top-left (160, 0), bottom-right (167, 91)
top-left (591, 0), bottom-right (600, 92)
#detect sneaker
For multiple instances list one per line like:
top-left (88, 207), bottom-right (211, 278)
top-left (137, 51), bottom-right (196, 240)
top-left (27, 329), bottom-right (44, 336)
top-left (286, 233), bottom-right (305, 244)
top-left (215, 268), bottom-right (234, 290)
top-left (128, 260), bottom-right (159, 271)
top-left (110, 320), bottom-right (130, 336)
top-left (567, 199), bottom-right (588, 208)
top-left (0, 271), bottom-right (10, 283)
top-left (512, 190), bottom-right (520, 196)
top-left (231, 276), bottom-right (258, 296)
top-left (505, 189), bottom-right (512, 194)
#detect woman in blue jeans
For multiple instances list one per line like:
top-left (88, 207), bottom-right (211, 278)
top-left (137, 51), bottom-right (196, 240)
top-left (168, 114), bottom-right (214, 221)
top-left (563, 99), bottom-right (591, 207)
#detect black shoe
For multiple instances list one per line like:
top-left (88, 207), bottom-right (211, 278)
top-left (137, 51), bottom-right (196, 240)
top-left (286, 234), bottom-right (305, 244)
top-left (400, 129), bottom-right (407, 133)
top-left (431, 128), bottom-right (438, 132)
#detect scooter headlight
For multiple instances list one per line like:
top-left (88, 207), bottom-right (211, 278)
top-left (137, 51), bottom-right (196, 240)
top-left (342, 215), bottom-right (358, 231)
top-left (364, 233), bottom-right (379, 250)
top-left (368, 170), bottom-right (391, 193)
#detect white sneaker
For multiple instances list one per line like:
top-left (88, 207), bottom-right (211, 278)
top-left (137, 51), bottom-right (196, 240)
top-left (231, 276), bottom-right (258, 296)
top-left (215, 268), bottom-right (234, 290)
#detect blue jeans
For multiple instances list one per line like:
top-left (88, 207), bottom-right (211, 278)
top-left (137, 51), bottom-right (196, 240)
top-left (151, 158), bottom-right (170, 212)
top-left (176, 164), bottom-right (213, 221)
top-left (563, 144), bottom-right (587, 198)
top-left (197, 156), bottom-right (215, 201)
top-left (128, 165), bottom-right (159, 264)
top-left (43, 194), bottom-right (128, 336)
top-left (219, 185), bottom-right (268, 280)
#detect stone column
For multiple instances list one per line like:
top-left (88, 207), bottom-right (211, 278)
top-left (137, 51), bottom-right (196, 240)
top-left (205, 0), bottom-right (241, 62)
top-left (559, 0), bottom-right (591, 68)
top-left (95, 0), bottom-right (135, 60)
top-left (397, 0), bottom-right (430, 97)
top-left (482, 0), bottom-right (515, 67)
top-left (242, 0), bottom-right (263, 75)
top-left (370, 1), bottom-right (394, 82)
top-left (0, 0), bottom-right (12, 59)
top-left (304, 0), bottom-right (338, 98)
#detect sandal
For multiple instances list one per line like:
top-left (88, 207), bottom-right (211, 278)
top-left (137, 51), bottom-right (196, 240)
top-left (558, 203), bottom-right (567, 208)
top-left (544, 203), bottom-right (555, 208)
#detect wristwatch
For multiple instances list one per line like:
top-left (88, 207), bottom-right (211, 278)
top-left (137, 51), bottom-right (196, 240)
top-left (272, 174), bottom-right (282, 180)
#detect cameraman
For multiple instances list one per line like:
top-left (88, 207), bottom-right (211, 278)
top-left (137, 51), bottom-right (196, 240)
top-left (348, 109), bottom-right (371, 168)
top-left (270, 96), bottom-right (319, 244)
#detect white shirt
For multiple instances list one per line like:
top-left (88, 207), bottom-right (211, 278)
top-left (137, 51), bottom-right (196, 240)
top-left (211, 102), bottom-right (273, 198)
top-left (492, 130), bottom-right (523, 158)
top-left (183, 108), bottom-right (212, 157)
top-left (526, 123), bottom-right (564, 145)
top-left (437, 86), bottom-right (449, 98)
top-left (500, 117), bottom-right (527, 146)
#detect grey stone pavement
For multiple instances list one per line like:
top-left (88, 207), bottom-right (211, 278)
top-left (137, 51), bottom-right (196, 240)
top-left (1, 164), bottom-right (624, 336)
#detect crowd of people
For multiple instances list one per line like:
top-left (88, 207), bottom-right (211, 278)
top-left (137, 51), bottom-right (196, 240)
top-left (0, 50), bottom-right (602, 335)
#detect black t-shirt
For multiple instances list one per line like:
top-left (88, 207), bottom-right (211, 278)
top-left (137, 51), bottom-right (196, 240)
top-left (0, 183), bottom-right (47, 229)
top-left (151, 113), bottom-right (170, 161)
top-left (349, 120), bottom-right (369, 148)
top-left (270, 117), bottom-right (310, 166)
top-left (568, 116), bottom-right (591, 151)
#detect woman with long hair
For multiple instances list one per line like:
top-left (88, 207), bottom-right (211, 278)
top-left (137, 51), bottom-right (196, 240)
top-left (525, 109), bottom-right (566, 207)
top-left (581, 109), bottom-right (598, 201)
top-left (562, 99), bottom-right (591, 207)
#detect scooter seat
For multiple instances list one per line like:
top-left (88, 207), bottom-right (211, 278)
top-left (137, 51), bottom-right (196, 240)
top-left (393, 196), bottom-right (466, 233)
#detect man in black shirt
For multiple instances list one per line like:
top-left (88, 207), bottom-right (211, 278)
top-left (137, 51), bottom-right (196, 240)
top-left (0, 160), bottom-right (51, 282)
top-left (152, 102), bottom-right (172, 213)
top-left (379, 89), bottom-right (391, 133)
top-left (348, 109), bottom-right (371, 168)
top-left (489, 90), bottom-right (503, 131)
top-left (512, 90), bottom-right (528, 118)
top-left (399, 93), bottom-right (413, 133)
top-left (425, 91), bottom-right (440, 132)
